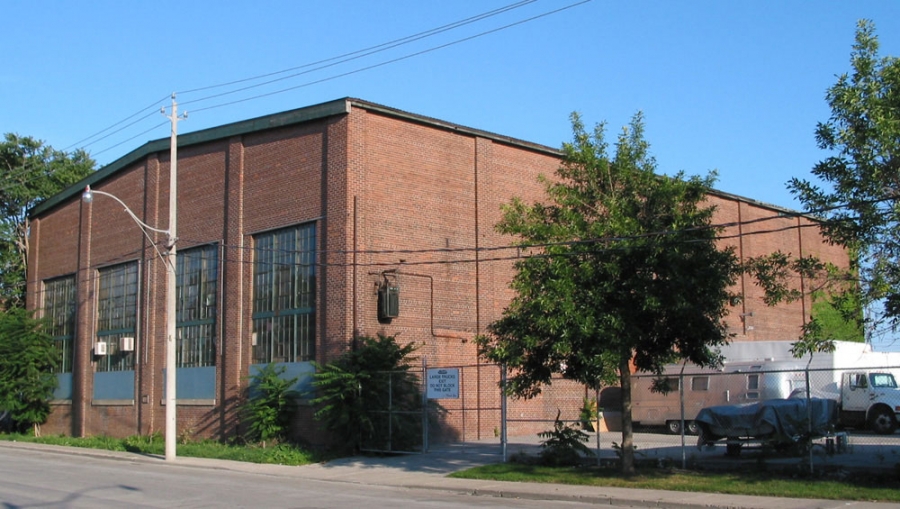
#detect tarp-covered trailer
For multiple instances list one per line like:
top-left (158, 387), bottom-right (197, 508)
top-left (695, 398), bottom-right (838, 456)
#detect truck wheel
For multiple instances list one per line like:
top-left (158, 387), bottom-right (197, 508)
top-left (686, 421), bottom-right (700, 435)
top-left (666, 420), bottom-right (682, 434)
top-left (869, 408), bottom-right (898, 435)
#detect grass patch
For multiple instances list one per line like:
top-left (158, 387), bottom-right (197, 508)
top-left (0, 433), bottom-right (321, 466)
top-left (450, 463), bottom-right (900, 503)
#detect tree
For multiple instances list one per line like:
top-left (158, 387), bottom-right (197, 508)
top-left (0, 134), bottom-right (95, 310)
top-left (744, 252), bottom-right (864, 343)
top-left (311, 334), bottom-right (420, 454)
top-left (787, 20), bottom-right (900, 338)
top-left (476, 113), bottom-right (741, 474)
top-left (0, 308), bottom-right (58, 435)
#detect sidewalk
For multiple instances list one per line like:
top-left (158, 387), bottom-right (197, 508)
top-left (0, 439), bottom-right (894, 509)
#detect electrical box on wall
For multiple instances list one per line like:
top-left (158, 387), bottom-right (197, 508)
top-left (94, 342), bottom-right (108, 356)
top-left (378, 285), bottom-right (400, 320)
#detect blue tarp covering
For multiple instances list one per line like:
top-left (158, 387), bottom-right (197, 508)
top-left (695, 398), bottom-right (838, 446)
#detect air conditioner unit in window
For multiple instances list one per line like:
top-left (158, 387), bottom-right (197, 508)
top-left (120, 336), bottom-right (135, 352)
top-left (94, 342), bottom-right (108, 356)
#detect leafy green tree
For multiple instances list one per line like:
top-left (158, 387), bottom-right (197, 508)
top-left (0, 308), bottom-right (58, 435)
top-left (787, 20), bottom-right (900, 336)
top-left (476, 113), bottom-right (741, 474)
top-left (744, 252), bottom-right (864, 343)
top-left (0, 134), bottom-right (94, 310)
top-left (242, 363), bottom-right (299, 447)
top-left (311, 334), bottom-right (420, 454)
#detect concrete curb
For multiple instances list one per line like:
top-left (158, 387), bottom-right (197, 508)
top-left (0, 440), bottom-right (893, 509)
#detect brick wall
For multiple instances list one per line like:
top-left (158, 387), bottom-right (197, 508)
top-left (28, 99), bottom-right (850, 444)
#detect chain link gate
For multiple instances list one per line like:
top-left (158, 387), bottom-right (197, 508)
top-left (358, 366), bottom-right (427, 454)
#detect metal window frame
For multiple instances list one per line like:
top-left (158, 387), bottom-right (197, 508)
top-left (251, 223), bottom-right (316, 363)
top-left (96, 262), bottom-right (139, 372)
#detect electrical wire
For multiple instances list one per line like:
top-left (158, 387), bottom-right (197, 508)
top-left (183, 1), bottom-right (590, 113)
top-left (2, 1), bottom-right (583, 190)
top-left (22, 202), bottom-right (875, 302)
top-left (177, 1), bottom-right (538, 96)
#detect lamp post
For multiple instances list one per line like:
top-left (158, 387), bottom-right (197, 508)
top-left (82, 94), bottom-right (184, 462)
top-left (82, 184), bottom-right (178, 461)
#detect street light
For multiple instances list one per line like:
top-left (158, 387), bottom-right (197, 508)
top-left (82, 94), bottom-right (183, 462)
top-left (82, 184), bottom-right (179, 461)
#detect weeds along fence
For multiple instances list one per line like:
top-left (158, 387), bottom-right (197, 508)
top-left (496, 365), bottom-right (900, 472)
top-left (364, 360), bottom-right (900, 472)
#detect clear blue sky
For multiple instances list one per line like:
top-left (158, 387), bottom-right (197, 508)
top-left (5, 1), bottom-right (900, 346)
top-left (5, 0), bottom-right (898, 210)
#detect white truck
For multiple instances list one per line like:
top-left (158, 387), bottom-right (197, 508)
top-left (819, 370), bottom-right (900, 434)
top-left (694, 369), bottom-right (900, 455)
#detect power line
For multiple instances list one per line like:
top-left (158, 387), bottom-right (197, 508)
top-left (62, 95), bottom-right (171, 152)
top-left (177, 1), bottom-right (538, 96)
top-left (56, 1), bottom-right (559, 159)
top-left (186, 1), bottom-right (592, 114)
top-left (24, 200), bottom-right (866, 300)
top-left (4, 1), bottom-right (585, 188)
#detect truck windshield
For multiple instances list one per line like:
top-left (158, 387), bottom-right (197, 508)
top-left (869, 373), bottom-right (898, 388)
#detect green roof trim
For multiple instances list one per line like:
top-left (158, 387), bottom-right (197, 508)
top-left (31, 98), bottom-right (352, 217)
top-left (30, 97), bottom-right (808, 220)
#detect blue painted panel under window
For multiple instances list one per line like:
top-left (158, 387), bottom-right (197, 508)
top-left (176, 366), bottom-right (216, 399)
top-left (54, 373), bottom-right (72, 400)
top-left (249, 362), bottom-right (315, 398)
top-left (161, 367), bottom-right (217, 400)
top-left (93, 371), bottom-right (135, 400)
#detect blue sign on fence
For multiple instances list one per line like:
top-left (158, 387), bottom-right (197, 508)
top-left (426, 368), bottom-right (459, 399)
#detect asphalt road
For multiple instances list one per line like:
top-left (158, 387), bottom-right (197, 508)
top-left (0, 446), bottom-right (605, 509)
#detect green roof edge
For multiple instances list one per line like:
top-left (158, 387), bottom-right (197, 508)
top-left (30, 97), bottom-right (807, 220)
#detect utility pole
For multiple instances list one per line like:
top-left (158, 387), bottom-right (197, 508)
top-left (162, 94), bottom-right (186, 461)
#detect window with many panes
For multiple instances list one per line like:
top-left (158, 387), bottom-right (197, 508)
top-left (176, 244), bottom-right (218, 367)
top-left (96, 262), bottom-right (138, 372)
top-left (44, 275), bottom-right (76, 374)
top-left (252, 224), bottom-right (316, 364)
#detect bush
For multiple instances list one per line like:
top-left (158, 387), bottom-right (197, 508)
top-left (538, 410), bottom-right (594, 466)
top-left (311, 334), bottom-right (420, 453)
top-left (241, 363), bottom-right (299, 446)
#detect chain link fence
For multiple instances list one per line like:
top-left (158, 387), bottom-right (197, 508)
top-left (497, 365), bottom-right (900, 471)
top-left (362, 359), bottom-right (900, 472)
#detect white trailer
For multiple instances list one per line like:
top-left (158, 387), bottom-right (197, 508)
top-left (630, 341), bottom-right (900, 435)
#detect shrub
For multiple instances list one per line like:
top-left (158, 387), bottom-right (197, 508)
top-left (311, 334), bottom-right (420, 453)
top-left (538, 410), bottom-right (594, 466)
top-left (241, 363), bottom-right (299, 447)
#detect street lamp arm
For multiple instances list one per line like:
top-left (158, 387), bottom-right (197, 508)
top-left (82, 186), bottom-right (174, 271)
top-left (83, 186), bottom-right (171, 235)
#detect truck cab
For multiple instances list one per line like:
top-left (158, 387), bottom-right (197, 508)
top-left (840, 371), bottom-right (900, 434)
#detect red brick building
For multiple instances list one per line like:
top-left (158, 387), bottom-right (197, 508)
top-left (27, 98), bottom-right (847, 442)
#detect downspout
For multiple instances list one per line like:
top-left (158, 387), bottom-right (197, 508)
top-left (738, 201), bottom-right (749, 335)
top-left (474, 139), bottom-right (481, 440)
top-left (353, 196), bottom-right (359, 349)
top-left (134, 259), bottom-right (143, 436)
top-left (797, 215), bottom-right (808, 325)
